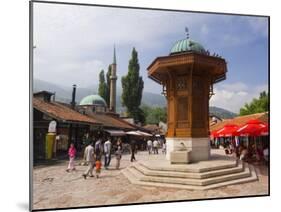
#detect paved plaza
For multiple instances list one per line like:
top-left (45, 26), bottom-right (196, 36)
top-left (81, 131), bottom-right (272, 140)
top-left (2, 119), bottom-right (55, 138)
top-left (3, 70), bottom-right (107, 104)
top-left (33, 149), bottom-right (268, 210)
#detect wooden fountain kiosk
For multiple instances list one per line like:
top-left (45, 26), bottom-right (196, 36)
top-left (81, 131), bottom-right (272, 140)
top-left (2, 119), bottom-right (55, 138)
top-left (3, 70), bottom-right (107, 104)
top-left (147, 33), bottom-right (227, 163)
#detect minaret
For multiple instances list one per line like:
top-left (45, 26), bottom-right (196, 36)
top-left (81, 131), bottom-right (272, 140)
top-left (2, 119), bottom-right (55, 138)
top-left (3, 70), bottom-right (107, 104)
top-left (110, 46), bottom-right (117, 112)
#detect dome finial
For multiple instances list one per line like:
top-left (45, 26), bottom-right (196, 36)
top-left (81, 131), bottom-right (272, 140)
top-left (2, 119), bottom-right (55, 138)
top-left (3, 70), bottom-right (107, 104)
top-left (185, 27), bottom-right (189, 39)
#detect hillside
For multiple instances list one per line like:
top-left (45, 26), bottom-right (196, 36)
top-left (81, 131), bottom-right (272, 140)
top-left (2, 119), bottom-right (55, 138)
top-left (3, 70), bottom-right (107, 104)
top-left (209, 106), bottom-right (237, 119)
top-left (33, 79), bottom-right (166, 109)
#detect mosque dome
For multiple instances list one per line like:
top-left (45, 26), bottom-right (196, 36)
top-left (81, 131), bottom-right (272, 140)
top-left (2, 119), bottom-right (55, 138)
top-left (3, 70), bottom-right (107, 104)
top-left (79, 95), bottom-right (107, 107)
top-left (170, 38), bottom-right (205, 55)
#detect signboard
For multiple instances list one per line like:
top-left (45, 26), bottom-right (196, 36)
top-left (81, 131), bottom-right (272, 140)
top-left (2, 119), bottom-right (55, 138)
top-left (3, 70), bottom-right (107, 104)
top-left (43, 114), bottom-right (52, 120)
top-left (48, 120), bottom-right (57, 133)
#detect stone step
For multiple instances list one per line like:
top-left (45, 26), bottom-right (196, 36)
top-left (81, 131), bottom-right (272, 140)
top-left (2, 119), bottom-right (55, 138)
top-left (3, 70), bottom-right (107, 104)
top-left (121, 164), bottom-right (258, 190)
top-left (134, 161), bottom-right (244, 179)
top-left (129, 163), bottom-right (251, 186)
top-left (139, 165), bottom-right (250, 186)
top-left (121, 166), bottom-right (203, 190)
top-left (140, 159), bottom-right (238, 173)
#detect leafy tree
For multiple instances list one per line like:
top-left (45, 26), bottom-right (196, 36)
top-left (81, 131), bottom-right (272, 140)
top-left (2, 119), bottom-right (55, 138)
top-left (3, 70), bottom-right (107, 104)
top-left (239, 91), bottom-right (269, 115)
top-left (121, 48), bottom-right (144, 123)
top-left (141, 105), bottom-right (167, 125)
top-left (105, 65), bottom-right (112, 106)
top-left (98, 70), bottom-right (107, 101)
top-left (130, 107), bottom-right (145, 124)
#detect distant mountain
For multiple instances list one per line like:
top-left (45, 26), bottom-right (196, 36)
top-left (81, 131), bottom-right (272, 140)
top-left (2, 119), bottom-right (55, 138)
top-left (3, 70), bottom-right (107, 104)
top-left (33, 79), bottom-right (166, 109)
top-left (33, 79), bottom-right (98, 103)
top-left (33, 79), bottom-right (236, 118)
top-left (209, 106), bottom-right (237, 119)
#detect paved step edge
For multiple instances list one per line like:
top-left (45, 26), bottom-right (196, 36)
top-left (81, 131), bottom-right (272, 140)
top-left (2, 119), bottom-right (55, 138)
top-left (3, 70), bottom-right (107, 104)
top-left (138, 166), bottom-right (251, 186)
top-left (121, 168), bottom-right (202, 190)
top-left (205, 164), bottom-right (258, 189)
top-left (135, 162), bottom-right (244, 179)
top-left (129, 163), bottom-right (250, 186)
top-left (140, 160), bottom-right (238, 173)
top-left (121, 164), bottom-right (258, 190)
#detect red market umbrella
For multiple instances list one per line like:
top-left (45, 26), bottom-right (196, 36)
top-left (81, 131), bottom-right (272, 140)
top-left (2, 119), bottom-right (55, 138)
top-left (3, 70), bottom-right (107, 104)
top-left (215, 124), bottom-right (239, 137)
top-left (210, 129), bottom-right (219, 138)
top-left (236, 119), bottom-right (266, 137)
top-left (256, 124), bottom-right (269, 136)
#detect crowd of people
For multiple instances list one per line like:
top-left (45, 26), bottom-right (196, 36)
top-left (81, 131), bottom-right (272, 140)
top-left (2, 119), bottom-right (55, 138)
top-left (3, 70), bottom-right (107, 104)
top-left (214, 138), bottom-right (269, 164)
top-left (146, 136), bottom-right (166, 155)
top-left (65, 134), bottom-right (168, 179)
top-left (65, 134), bottom-right (150, 179)
top-left (65, 136), bottom-right (124, 179)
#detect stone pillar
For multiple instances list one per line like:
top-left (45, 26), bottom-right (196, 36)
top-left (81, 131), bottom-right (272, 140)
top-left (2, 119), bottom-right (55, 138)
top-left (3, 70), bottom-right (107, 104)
top-left (110, 66), bottom-right (117, 112)
top-left (110, 47), bottom-right (117, 112)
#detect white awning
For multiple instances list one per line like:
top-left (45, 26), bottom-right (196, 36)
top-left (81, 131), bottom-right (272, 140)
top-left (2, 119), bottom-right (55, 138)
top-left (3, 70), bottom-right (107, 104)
top-left (105, 130), bottom-right (126, 136)
top-left (126, 131), bottom-right (142, 136)
top-left (136, 130), bottom-right (153, 137)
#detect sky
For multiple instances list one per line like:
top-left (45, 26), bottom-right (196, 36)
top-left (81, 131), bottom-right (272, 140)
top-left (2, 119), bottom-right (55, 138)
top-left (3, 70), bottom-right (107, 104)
top-left (33, 2), bottom-right (268, 113)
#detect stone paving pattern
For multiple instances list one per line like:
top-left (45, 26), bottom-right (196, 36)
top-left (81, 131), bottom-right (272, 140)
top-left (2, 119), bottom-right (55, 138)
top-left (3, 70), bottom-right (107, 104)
top-left (33, 150), bottom-right (268, 210)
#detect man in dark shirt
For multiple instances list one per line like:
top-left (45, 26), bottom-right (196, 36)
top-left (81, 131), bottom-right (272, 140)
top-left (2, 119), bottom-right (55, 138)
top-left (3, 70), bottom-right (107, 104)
top-left (130, 137), bottom-right (136, 162)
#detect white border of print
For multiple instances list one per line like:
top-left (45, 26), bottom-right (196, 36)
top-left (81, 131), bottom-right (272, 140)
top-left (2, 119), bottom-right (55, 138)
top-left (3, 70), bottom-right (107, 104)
top-left (0, 0), bottom-right (279, 212)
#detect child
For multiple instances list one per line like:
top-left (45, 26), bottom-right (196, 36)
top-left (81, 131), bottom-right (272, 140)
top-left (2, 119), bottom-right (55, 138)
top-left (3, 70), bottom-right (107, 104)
top-left (95, 157), bottom-right (102, 178)
top-left (66, 143), bottom-right (76, 172)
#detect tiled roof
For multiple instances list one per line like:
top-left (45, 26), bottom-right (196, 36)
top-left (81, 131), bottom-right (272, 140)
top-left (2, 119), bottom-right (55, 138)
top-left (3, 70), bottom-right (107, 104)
top-left (88, 113), bottom-right (135, 130)
top-left (143, 124), bottom-right (165, 134)
top-left (210, 112), bottom-right (269, 132)
top-left (144, 124), bottom-right (159, 131)
top-left (33, 98), bottom-right (101, 125)
top-left (117, 118), bottom-right (152, 133)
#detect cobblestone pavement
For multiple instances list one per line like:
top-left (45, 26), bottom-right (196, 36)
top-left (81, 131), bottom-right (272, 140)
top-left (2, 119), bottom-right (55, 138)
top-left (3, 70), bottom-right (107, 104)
top-left (33, 150), bottom-right (268, 210)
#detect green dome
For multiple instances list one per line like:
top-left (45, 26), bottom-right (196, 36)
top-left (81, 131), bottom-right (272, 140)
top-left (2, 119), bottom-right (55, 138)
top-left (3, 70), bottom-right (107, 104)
top-left (79, 95), bottom-right (107, 107)
top-left (170, 38), bottom-right (205, 54)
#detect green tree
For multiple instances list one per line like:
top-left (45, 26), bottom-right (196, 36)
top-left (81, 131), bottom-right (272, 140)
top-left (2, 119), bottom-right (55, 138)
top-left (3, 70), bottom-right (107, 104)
top-left (98, 70), bottom-right (107, 100)
top-left (239, 91), bottom-right (269, 115)
top-left (121, 47), bottom-right (144, 123)
top-left (105, 65), bottom-right (112, 106)
top-left (142, 105), bottom-right (167, 125)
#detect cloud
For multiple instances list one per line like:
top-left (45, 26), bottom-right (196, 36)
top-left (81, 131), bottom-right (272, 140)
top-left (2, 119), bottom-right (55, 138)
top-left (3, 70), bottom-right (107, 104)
top-left (34, 4), bottom-right (209, 55)
top-left (32, 2), bottom-right (268, 107)
top-left (33, 3), bottom-right (217, 87)
top-left (200, 24), bottom-right (209, 35)
top-left (34, 57), bottom-right (105, 87)
top-left (247, 17), bottom-right (268, 38)
top-left (237, 91), bottom-right (248, 96)
top-left (210, 82), bottom-right (268, 113)
top-left (220, 82), bottom-right (248, 92)
top-left (200, 16), bottom-right (268, 50)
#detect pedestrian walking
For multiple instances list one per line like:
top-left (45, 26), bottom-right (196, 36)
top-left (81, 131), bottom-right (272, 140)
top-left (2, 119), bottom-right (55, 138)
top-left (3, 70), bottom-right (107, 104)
top-left (104, 137), bottom-right (112, 169)
top-left (147, 139), bottom-right (152, 154)
top-left (53, 134), bottom-right (60, 158)
top-left (239, 145), bottom-right (248, 161)
top-left (153, 138), bottom-right (159, 154)
top-left (115, 140), bottom-right (122, 169)
top-left (94, 138), bottom-right (103, 161)
top-left (95, 158), bottom-right (102, 178)
top-left (130, 137), bottom-right (136, 162)
top-left (162, 141), bottom-right (166, 154)
top-left (66, 143), bottom-right (76, 172)
top-left (82, 142), bottom-right (95, 179)
top-left (263, 146), bottom-right (269, 164)
top-left (215, 138), bottom-right (219, 149)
